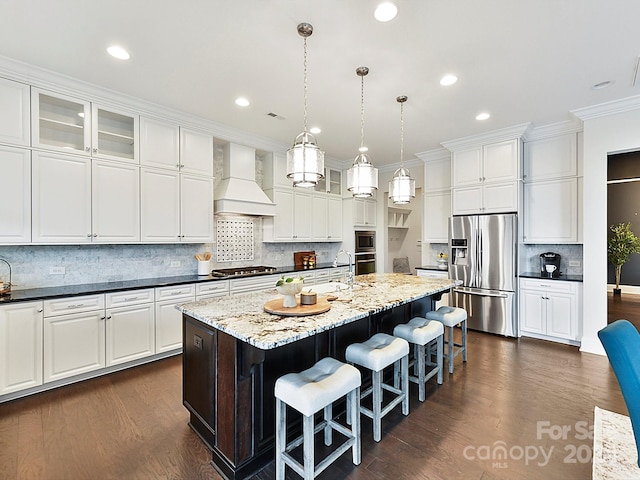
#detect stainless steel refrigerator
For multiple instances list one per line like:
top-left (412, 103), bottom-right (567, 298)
top-left (449, 213), bottom-right (518, 337)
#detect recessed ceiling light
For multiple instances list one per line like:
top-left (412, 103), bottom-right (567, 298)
top-left (107, 45), bottom-right (130, 60)
top-left (374, 2), bottom-right (398, 22)
top-left (440, 74), bottom-right (458, 86)
top-left (476, 112), bottom-right (491, 121)
top-left (592, 80), bottom-right (613, 90)
top-left (235, 97), bottom-right (250, 107)
top-left (310, 126), bottom-right (321, 134)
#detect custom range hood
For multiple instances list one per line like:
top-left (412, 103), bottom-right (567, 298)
top-left (214, 143), bottom-right (276, 216)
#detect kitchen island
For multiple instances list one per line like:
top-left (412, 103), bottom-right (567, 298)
top-left (177, 273), bottom-right (457, 479)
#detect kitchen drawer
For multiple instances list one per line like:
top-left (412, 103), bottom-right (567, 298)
top-left (44, 294), bottom-right (105, 317)
top-left (297, 270), bottom-right (316, 285)
top-left (155, 284), bottom-right (196, 301)
top-left (330, 267), bottom-right (348, 280)
top-left (315, 270), bottom-right (331, 283)
top-left (196, 281), bottom-right (229, 298)
top-left (106, 288), bottom-right (154, 308)
top-left (519, 278), bottom-right (576, 293)
top-left (417, 269), bottom-right (448, 278)
top-left (230, 273), bottom-right (280, 295)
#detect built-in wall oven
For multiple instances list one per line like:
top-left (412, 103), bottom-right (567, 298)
top-left (355, 230), bottom-right (376, 275)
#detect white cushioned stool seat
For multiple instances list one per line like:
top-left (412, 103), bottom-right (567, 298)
top-left (345, 333), bottom-right (410, 442)
top-left (393, 317), bottom-right (444, 401)
top-left (425, 306), bottom-right (467, 374)
top-left (274, 357), bottom-right (361, 480)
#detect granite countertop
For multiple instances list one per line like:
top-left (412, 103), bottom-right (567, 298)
top-left (176, 273), bottom-right (459, 350)
top-left (416, 265), bottom-right (449, 272)
top-left (0, 263), bottom-right (349, 304)
top-left (519, 271), bottom-right (583, 282)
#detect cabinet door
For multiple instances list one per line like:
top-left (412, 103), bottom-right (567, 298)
top-left (0, 145), bottom-right (31, 243)
top-left (44, 311), bottom-right (105, 382)
top-left (139, 117), bottom-right (180, 170)
top-left (106, 303), bottom-right (155, 366)
top-left (327, 196), bottom-right (343, 241)
top-left (452, 186), bottom-right (482, 215)
top-left (32, 89), bottom-right (91, 154)
top-left (180, 128), bottom-right (214, 176)
top-left (91, 104), bottom-right (138, 163)
top-left (483, 139), bottom-right (520, 183)
top-left (523, 178), bottom-right (577, 243)
top-left (364, 200), bottom-right (377, 227)
top-left (155, 300), bottom-right (187, 353)
top-left (32, 152), bottom-right (92, 243)
top-left (523, 134), bottom-right (577, 181)
top-left (0, 301), bottom-right (43, 395)
top-left (140, 167), bottom-right (181, 242)
top-left (92, 160), bottom-right (140, 243)
top-left (312, 195), bottom-right (328, 241)
top-left (181, 174), bottom-right (214, 242)
top-left (452, 148), bottom-right (482, 186)
top-left (271, 189), bottom-right (294, 240)
top-left (519, 289), bottom-right (546, 335)
top-left (425, 157), bottom-right (451, 191)
top-left (0, 77), bottom-right (30, 146)
top-left (328, 168), bottom-right (342, 196)
top-left (483, 182), bottom-right (518, 213)
top-left (546, 292), bottom-right (576, 340)
top-left (293, 190), bottom-right (312, 240)
top-left (424, 191), bottom-right (451, 242)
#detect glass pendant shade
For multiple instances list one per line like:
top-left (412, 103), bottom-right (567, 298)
top-left (286, 131), bottom-right (325, 188)
top-left (389, 167), bottom-right (415, 205)
top-left (347, 152), bottom-right (378, 198)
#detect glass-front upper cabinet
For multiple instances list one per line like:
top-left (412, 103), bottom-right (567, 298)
top-left (314, 167), bottom-right (342, 195)
top-left (31, 89), bottom-right (138, 163)
top-left (92, 105), bottom-right (138, 162)
top-left (32, 88), bottom-right (91, 154)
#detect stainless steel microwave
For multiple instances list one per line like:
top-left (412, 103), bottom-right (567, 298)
top-left (355, 230), bottom-right (376, 253)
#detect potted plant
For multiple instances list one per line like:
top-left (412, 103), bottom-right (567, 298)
top-left (607, 222), bottom-right (640, 295)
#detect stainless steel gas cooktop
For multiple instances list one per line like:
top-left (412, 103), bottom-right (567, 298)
top-left (210, 266), bottom-right (277, 278)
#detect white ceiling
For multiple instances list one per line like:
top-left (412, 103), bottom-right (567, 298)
top-left (1, 0), bottom-right (640, 167)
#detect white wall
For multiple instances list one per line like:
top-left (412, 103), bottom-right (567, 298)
top-left (580, 106), bottom-right (640, 355)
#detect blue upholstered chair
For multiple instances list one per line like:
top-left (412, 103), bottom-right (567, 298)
top-left (598, 319), bottom-right (640, 467)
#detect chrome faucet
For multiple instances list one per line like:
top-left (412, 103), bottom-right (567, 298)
top-left (333, 249), bottom-right (354, 287)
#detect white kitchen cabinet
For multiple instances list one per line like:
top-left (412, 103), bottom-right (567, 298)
top-left (44, 297), bottom-right (106, 383)
top-left (140, 168), bottom-right (214, 243)
top-left (31, 88), bottom-right (91, 154)
top-left (0, 77), bottom-right (30, 146)
top-left (452, 181), bottom-right (518, 215)
top-left (523, 178), bottom-right (578, 243)
top-left (263, 152), bottom-right (291, 188)
top-left (519, 278), bottom-right (582, 345)
top-left (312, 194), bottom-right (343, 241)
top-left (263, 188), bottom-right (312, 242)
top-left (32, 151), bottom-right (92, 243)
top-left (230, 273), bottom-right (281, 295)
top-left (452, 139), bottom-right (520, 187)
top-left (424, 191), bottom-right (451, 243)
top-left (91, 104), bottom-right (139, 163)
top-left (315, 167), bottom-right (342, 196)
top-left (354, 198), bottom-right (377, 227)
top-left (140, 116), bottom-right (180, 170)
top-left (523, 134), bottom-right (577, 181)
top-left (0, 145), bottom-right (31, 243)
top-left (0, 301), bottom-right (43, 395)
top-left (424, 157), bottom-right (451, 192)
top-left (105, 289), bottom-right (155, 366)
top-left (155, 284), bottom-right (195, 353)
top-left (196, 280), bottom-right (229, 300)
top-left (179, 127), bottom-right (214, 176)
top-left (33, 153), bottom-right (140, 244)
top-left (91, 159), bottom-right (140, 243)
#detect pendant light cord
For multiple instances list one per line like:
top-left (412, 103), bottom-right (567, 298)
top-left (360, 73), bottom-right (365, 149)
top-left (400, 100), bottom-right (404, 168)
top-left (303, 36), bottom-right (308, 134)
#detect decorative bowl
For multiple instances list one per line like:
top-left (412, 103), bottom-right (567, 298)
top-left (276, 281), bottom-right (304, 307)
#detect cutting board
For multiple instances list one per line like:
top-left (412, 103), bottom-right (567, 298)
top-left (264, 297), bottom-right (331, 316)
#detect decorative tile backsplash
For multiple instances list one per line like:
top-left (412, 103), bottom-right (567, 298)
top-left (216, 218), bottom-right (254, 262)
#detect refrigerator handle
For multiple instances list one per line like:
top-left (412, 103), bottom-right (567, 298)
top-left (476, 226), bottom-right (482, 287)
top-left (454, 287), bottom-right (510, 298)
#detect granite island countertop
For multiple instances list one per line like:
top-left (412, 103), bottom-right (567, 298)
top-left (176, 273), bottom-right (458, 350)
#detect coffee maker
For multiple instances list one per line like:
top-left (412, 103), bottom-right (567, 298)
top-left (540, 252), bottom-right (561, 278)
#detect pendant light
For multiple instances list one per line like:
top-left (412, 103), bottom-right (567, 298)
top-left (347, 66), bottom-right (379, 198)
top-left (286, 22), bottom-right (324, 188)
top-left (389, 95), bottom-right (415, 205)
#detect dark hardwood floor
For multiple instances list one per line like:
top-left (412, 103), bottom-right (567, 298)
top-left (608, 291), bottom-right (640, 330)
top-left (0, 331), bottom-right (627, 480)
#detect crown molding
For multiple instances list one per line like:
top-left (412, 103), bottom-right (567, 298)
top-left (415, 147), bottom-right (451, 163)
top-left (441, 123), bottom-right (531, 151)
top-left (522, 119), bottom-right (583, 141)
top-left (571, 95), bottom-right (640, 121)
top-left (377, 156), bottom-right (423, 174)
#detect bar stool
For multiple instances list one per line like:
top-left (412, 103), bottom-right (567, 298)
top-left (393, 317), bottom-right (444, 401)
top-left (425, 306), bottom-right (467, 374)
top-left (274, 357), bottom-right (361, 480)
top-left (345, 333), bottom-right (409, 442)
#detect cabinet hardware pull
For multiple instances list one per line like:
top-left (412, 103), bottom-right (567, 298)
top-left (124, 297), bottom-right (138, 301)
top-left (85, 146), bottom-right (90, 152)
top-left (87, 234), bottom-right (92, 237)
top-left (37, 307), bottom-right (44, 313)
top-left (100, 315), bottom-right (106, 320)
top-left (67, 303), bottom-right (85, 309)
top-left (106, 315), bottom-right (112, 320)
top-left (170, 291), bottom-right (183, 295)
top-left (93, 148), bottom-right (98, 153)
top-left (93, 234), bottom-right (98, 237)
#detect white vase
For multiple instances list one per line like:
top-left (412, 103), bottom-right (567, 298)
top-left (277, 281), bottom-right (304, 308)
